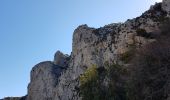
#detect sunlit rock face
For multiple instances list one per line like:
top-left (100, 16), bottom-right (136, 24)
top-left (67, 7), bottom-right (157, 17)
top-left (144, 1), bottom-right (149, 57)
top-left (70, 2), bottom-right (168, 73)
top-left (54, 2), bottom-right (168, 100)
top-left (2, 1), bottom-right (170, 100)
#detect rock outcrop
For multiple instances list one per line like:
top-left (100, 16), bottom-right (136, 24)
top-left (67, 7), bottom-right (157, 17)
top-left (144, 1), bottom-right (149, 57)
top-left (54, 51), bottom-right (69, 67)
top-left (54, 2), bottom-right (169, 100)
top-left (162, 0), bottom-right (170, 15)
top-left (27, 61), bottom-right (63, 100)
top-left (27, 51), bottom-right (69, 100)
top-left (3, 96), bottom-right (26, 100)
top-left (2, 0), bottom-right (170, 100)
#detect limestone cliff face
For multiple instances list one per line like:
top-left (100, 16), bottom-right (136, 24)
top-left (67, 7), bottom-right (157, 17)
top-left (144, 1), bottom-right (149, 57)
top-left (71, 2), bottom-right (167, 69)
top-left (2, 1), bottom-right (170, 100)
top-left (54, 2), bottom-right (169, 100)
top-left (27, 61), bottom-right (63, 100)
top-left (27, 51), bottom-right (70, 100)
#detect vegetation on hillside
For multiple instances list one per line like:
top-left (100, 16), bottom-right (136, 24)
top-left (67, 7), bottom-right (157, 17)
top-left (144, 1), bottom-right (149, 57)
top-left (127, 18), bottom-right (170, 100)
top-left (79, 18), bottom-right (170, 100)
top-left (80, 63), bottom-right (127, 100)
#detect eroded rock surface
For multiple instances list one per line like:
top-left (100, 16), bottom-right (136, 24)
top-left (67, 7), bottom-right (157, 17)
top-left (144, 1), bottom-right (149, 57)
top-left (54, 51), bottom-right (70, 67)
top-left (27, 61), bottom-right (64, 100)
top-left (2, 1), bottom-right (170, 100)
top-left (54, 2), bottom-right (170, 100)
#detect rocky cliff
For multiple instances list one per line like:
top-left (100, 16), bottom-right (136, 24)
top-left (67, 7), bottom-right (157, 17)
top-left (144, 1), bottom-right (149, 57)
top-left (2, 0), bottom-right (170, 100)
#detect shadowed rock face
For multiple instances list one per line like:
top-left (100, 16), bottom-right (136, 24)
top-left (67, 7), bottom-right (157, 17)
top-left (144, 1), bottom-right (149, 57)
top-left (27, 61), bottom-right (63, 100)
top-left (2, 1), bottom-right (170, 100)
top-left (26, 51), bottom-right (70, 100)
top-left (54, 51), bottom-right (70, 67)
top-left (3, 96), bottom-right (26, 100)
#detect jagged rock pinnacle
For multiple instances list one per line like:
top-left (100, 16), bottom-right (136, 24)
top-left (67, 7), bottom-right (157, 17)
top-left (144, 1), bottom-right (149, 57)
top-left (54, 51), bottom-right (69, 67)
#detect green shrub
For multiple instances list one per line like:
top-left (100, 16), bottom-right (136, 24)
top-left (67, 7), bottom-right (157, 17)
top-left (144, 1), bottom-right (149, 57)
top-left (80, 17), bottom-right (170, 100)
top-left (120, 44), bottom-right (136, 64)
top-left (105, 63), bottom-right (128, 100)
top-left (120, 50), bottom-right (134, 64)
top-left (80, 63), bottom-right (128, 100)
top-left (80, 65), bottom-right (98, 86)
top-left (80, 65), bottom-right (100, 100)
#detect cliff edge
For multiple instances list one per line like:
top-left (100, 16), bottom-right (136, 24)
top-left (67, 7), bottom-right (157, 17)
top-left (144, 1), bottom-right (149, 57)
top-left (3, 0), bottom-right (170, 100)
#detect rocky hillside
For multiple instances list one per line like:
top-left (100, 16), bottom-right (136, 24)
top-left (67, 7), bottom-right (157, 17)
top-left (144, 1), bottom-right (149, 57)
top-left (2, 0), bottom-right (170, 100)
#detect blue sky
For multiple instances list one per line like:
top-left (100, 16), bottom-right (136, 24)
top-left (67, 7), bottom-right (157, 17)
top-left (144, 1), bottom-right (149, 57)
top-left (0, 0), bottom-right (161, 98)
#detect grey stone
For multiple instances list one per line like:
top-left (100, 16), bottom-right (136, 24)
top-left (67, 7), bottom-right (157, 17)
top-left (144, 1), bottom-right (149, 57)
top-left (54, 51), bottom-right (69, 67)
top-left (27, 61), bottom-right (64, 100)
top-left (3, 1), bottom-right (170, 100)
top-left (3, 96), bottom-right (26, 100)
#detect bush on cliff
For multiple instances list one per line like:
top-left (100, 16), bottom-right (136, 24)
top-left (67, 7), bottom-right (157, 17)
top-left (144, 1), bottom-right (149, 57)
top-left (80, 63), bottom-right (127, 100)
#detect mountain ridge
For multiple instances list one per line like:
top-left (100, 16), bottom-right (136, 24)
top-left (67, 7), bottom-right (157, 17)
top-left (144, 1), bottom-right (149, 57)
top-left (2, 0), bottom-right (170, 100)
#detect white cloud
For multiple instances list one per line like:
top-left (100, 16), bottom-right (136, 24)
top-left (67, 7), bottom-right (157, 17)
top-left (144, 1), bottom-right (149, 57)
top-left (155, 0), bottom-right (162, 2)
